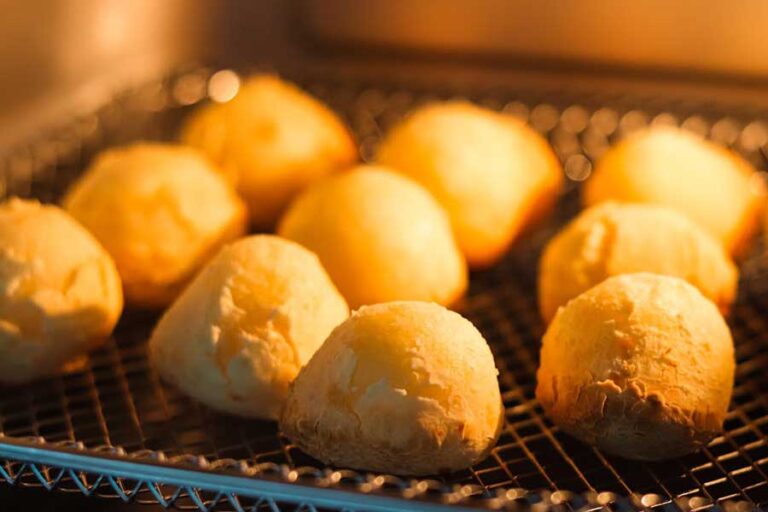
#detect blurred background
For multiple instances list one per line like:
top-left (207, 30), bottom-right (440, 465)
top-left (2, 0), bottom-right (768, 151)
top-left (0, 2), bottom-right (768, 509)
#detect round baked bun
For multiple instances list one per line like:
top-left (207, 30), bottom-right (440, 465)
top-left (277, 165), bottom-right (467, 308)
top-left (149, 235), bottom-right (348, 420)
top-left (584, 126), bottom-right (763, 255)
top-left (377, 101), bottom-right (562, 268)
top-left (538, 202), bottom-right (738, 322)
top-left (181, 75), bottom-right (357, 228)
top-left (0, 198), bottom-right (123, 383)
top-left (281, 301), bottom-right (503, 475)
top-left (536, 273), bottom-right (735, 460)
top-left (63, 143), bottom-right (248, 308)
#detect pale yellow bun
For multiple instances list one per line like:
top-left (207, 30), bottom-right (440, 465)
top-left (149, 235), bottom-right (348, 420)
top-left (181, 75), bottom-right (357, 228)
top-left (277, 165), bottom-right (467, 308)
top-left (63, 143), bottom-right (248, 308)
top-left (376, 101), bottom-right (562, 268)
top-left (536, 273), bottom-right (734, 460)
top-left (584, 126), bottom-right (763, 255)
top-left (0, 198), bottom-right (123, 383)
top-left (281, 301), bottom-right (503, 475)
top-left (539, 202), bottom-right (738, 322)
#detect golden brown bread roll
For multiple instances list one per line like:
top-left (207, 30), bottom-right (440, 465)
top-left (536, 273), bottom-right (735, 460)
top-left (281, 301), bottom-right (503, 475)
top-left (538, 202), bottom-right (738, 322)
top-left (149, 235), bottom-right (348, 420)
top-left (377, 101), bottom-right (562, 268)
top-left (277, 165), bottom-right (467, 308)
top-left (181, 75), bottom-right (357, 228)
top-left (0, 198), bottom-right (123, 383)
top-left (584, 126), bottom-right (763, 255)
top-left (63, 143), bottom-right (248, 308)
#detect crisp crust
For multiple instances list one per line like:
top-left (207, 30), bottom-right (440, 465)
top-left (0, 198), bottom-right (123, 383)
top-left (63, 143), bottom-right (248, 308)
top-left (376, 101), bottom-right (562, 268)
top-left (181, 75), bottom-right (358, 228)
top-left (280, 301), bottom-right (504, 475)
top-left (538, 202), bottom-right (738, 322)
top-left (277, 166), bottom-right (467, 308)
top-left (536, 273), bottom-right (735, 460)
top-left (149, 235), bottom-right (349, 420)
top-left (583, 126), bottom-right (764, 256)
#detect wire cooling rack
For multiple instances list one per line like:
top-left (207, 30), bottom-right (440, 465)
top-left (1, 67), bottom-right (768, 512)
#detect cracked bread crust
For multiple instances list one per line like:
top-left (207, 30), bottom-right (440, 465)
top-left (536, 273), bottom-right (735, 460)
top-left (280, 301), bottom-right (504, 476)
top-left (538, 202), bottom-right (738, 322)
top-left (63, 143), bottom-right (248, 308)
top-left (149, 235), bottom-right (348, 420)
top-left (0, 198), bottom-right (123, 383)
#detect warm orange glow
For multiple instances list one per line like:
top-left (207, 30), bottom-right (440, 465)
top-left (208, 70), bottom-right (240, 103)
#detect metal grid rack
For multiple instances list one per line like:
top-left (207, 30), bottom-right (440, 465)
top-left (0, 67), bottom-right (768, 511)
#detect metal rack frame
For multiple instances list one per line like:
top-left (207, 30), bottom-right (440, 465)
top-left (0, 67), bottom-right (767, 511)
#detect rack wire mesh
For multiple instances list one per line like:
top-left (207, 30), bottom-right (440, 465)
top-left (0, 66), bottom-right (767, 511)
